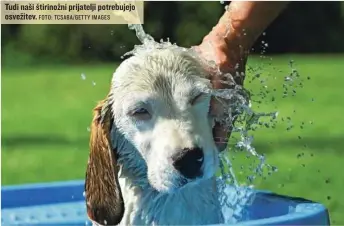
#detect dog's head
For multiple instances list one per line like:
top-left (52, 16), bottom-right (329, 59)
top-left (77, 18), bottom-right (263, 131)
top-left (85, 48), bottom-right (220, 225)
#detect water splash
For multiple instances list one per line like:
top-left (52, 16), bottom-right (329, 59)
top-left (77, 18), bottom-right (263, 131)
top-left (124, 23), bottom-right (293, 223)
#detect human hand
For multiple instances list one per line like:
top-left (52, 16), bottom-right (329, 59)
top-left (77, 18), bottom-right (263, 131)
top-left (193, 1), bottom-right (288, 152)
top-left (194, 32), bottom-right (248, 152)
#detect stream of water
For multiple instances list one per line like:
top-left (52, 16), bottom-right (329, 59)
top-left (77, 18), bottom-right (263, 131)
top-left (119, 2), bottom-right (309, 222)
top-left (123, 22), bottom-right (282, 223)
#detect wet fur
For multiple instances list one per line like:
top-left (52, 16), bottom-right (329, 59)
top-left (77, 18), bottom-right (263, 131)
top-left (85, 48), bottom-right (223, 225)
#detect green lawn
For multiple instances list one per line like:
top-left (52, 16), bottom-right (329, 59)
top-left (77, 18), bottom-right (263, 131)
top-left (2, 55), bottom-right (344, 224)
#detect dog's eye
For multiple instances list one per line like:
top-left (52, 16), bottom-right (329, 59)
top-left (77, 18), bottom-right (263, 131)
top-left (132, 108), bottom-right (151, 120)
top-left (134, 108), bottom-right (148, 114)
top-left (190, 93), bottom-right (204, 105)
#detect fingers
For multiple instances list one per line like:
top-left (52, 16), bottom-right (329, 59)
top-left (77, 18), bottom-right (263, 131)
top-left (210, 96), bottom-right (231, 152)
top-left (209, 95), bottom-right (224, 118)
top-left (209, 72), bottom-right (234, 152)
top-left (195, 40), bottom-right (247, 152)
top-left (213, 122), bottom-right (231, 152)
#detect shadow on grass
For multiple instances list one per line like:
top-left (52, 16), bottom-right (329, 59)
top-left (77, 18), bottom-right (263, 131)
top-left (1, 135), bottom-right (83, 148)
top-left (253, 136), bottom-right (344, 154)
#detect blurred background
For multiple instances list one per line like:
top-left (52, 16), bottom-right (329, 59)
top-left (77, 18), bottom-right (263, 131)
top-left (2, 1), bottom-right (344, 224)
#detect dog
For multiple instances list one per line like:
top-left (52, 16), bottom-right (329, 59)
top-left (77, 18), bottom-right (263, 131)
top-left (85, 47), bottom-right (227, 225)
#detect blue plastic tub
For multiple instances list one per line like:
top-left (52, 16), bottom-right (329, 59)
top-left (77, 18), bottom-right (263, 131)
top-left (1, 180), bottom-right (330, 225)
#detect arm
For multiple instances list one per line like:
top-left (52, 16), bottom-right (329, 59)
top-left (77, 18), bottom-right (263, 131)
top-left (202, 1), bottom-right (289, 84)
top-left (197, 1), bottom-right (289, 150)
top-left (217, 1), bottom-right (289, 54)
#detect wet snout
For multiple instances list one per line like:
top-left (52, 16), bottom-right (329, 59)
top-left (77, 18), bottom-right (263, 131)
top-left (171, 147), bottom-right (204, 179)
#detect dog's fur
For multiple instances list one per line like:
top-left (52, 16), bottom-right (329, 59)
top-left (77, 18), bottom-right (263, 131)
top-left (85, 48), bottom-right (224, 225)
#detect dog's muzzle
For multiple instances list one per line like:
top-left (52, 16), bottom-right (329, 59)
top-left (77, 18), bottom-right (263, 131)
top-left (171, 147), bottom-right (204, 179)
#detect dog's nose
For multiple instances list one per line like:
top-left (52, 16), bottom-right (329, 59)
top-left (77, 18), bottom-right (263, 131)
top-left (172, 147), bottom-right (204, 179)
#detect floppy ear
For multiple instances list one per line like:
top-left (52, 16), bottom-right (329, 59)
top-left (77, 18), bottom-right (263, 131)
top-left (85, 96), bottom-right (124, 225)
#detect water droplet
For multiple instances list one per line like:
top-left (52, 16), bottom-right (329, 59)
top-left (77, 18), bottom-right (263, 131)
top-left (81, 73), bottom-right (86, 80)
top-left (247, 175), bottom-right (255, 183)
top-left (271, 166), bottom-right (278, 172)
top-left (262, 32), bottom-right (266, 36)
top-left (92, 81), bottom-right (96, 86)
top-left (284, 76), bottom-right (292, 81)
top-left (286, 126), bottom-right (293, 131)
top-left (87, 127), bottom-right (91, 132)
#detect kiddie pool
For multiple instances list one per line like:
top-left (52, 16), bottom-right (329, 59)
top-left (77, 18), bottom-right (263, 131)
top-left (1, 180), bottom-right (330, 225)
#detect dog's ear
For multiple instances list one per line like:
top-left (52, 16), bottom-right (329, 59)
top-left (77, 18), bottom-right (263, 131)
top-left (85, 96), bottom-right (124, 225)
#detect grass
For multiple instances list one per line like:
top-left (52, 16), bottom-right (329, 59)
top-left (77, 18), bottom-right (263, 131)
top-left (2, 55), bottom-right (344, 224)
